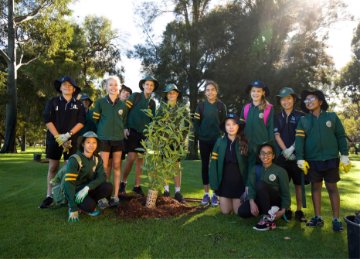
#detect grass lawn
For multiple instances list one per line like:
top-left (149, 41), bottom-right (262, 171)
top-left (0, 150), bottom-right (359, 258)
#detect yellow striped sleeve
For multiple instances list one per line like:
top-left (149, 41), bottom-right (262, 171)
top-left (295, 129), bottom-right (305, 133)
top-left (65, 177), bottom-right (77, 181)
top-left (93, 112), bottom-right (100, 119)
top-left (65, 173), bottom-right (78, 177)
top-left (295, 134), bottom-right (305, 137)
top-left (194, 112), bottom-right (200, 120)
top-left (126, 100), bottom-right (133, 108)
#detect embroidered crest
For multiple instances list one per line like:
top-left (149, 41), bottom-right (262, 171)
top-left (326, 120), bottom-right (332, 128)
top-left (269, 174), bottom-right (276, 181)
top-left (72, 104), bottom-right (78, 110)
top-left (118, 109), bottom-right (123, 116)
top-left (259, 113), bottom-right (264, 119)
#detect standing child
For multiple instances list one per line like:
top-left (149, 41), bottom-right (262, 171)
top-left (209, 114), bottom-right (248, 214)
top-left (120, 76), bottom-right (158, 196)
top-left (241, 80), bottom-right (274, 181)
top-left (274, 87), bottom-right (307, 222)
top-left (194, 80), bottom-right (227, 206)
top-left (92, 75), bottom-right (128, 207)
top-left (79, 94), bottom-right (97, 135)
top-left (39, 76), bottom-right (85, 208)
top-left (295, 89), bottom-right (351, 232)
top-left (238, 142), bottom-right (290, 231)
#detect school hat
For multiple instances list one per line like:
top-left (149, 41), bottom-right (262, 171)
top-left (300, 89), bottom-right (329, 113)
top-left (120, 84), bottom-right (133, 95)
top-left (220, 113), bottom-right (245, 132)
top-left (246, 80), bottom-right (270, 97)
top-left (139, 76), bottom-right (159, 92)
top-left (163, 83), bottom-right (181, 101)
top-left (54, 76), bottom-right (81, 96)
top-left (256, 140), bottom-right (277, 159)
top-left (77, 131), bottom-right (100, 151)
top-left (80, 94), bottom-right (93, 106)
top-left (276, 87), bottom-right (299, 103)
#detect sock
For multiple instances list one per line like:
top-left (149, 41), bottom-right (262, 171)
top-left (175, 187), bottom-right (180, 193)
top-left (205, 192), bottom-right (209, 196)
top-left (164, 185), bottom-right (170, 192)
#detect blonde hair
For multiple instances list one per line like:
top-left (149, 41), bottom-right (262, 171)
top-left (106, 75), bottom-right (121, 89)
top-left (259, 96), bottom-right (268, 110)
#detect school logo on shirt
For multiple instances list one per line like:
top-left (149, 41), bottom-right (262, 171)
top-left (71, 104), bottom-right (78, 110)
top-left (259, 113), bottom-right (264, 119)
top-left (118, 109), bottom-right (123, 116)
top-left (269, 174), bottom-right (276, 181)
top-left (326, 120), bottom-right (332, 128)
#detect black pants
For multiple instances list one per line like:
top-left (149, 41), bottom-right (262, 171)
top-left (238, 181), bottom-right (281, 218)
top-left (78, 182), bottom-right (113, 212)
top-left (199, 140), bottom-right (216, 185)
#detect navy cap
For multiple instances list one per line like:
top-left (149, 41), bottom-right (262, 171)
top-left (54, 76), bottom-right (81, 96)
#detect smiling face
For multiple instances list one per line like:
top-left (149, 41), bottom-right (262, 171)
top-left (82, 137), bottom-right (98, 155)
top-left (304, 94), bottom-right (322, 112)
top-left (225, 119), bottom-right (239, 137)
top-left (119, 89), bottom-right (131, 101)
top-left (60, 81), bottom-right (75, 96)
top-left (106, 78), bottom-right (120, 96)
top-left (250, 87), bottom-right (265, 103)
top-left (143, 80), bottom-right (155, 95)
top-left (280, 95), bottom-right (295, 111)
top-left (259, 145), bottom-right (275, 167)
top-left (205, 84), bottom-right (218, 102)
top-left (166, 90), bottom-right (179, 104)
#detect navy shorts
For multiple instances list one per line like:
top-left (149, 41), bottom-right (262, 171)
top-left (125, 129), bottom-right (146, 153)
top-left (100, 140), bottom-right (124, 153)
top-left (46, 138), bottom-right (76, 161)
top-left (308, 159), bottom-right (340, 183)
top-left (276, 156), bottom-right (310, 186)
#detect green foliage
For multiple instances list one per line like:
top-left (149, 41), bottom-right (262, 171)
top-left (141, 103), bottom-right (193, 191)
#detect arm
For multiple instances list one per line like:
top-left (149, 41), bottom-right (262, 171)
top-left (92, 99), bottom-right (101, 124)
top-left (267, 107), bottom-right (275, 141)
top-left (334, 114), bottom-right (349, 156)
top-left (86, 156), bottom-right (106, 190)
top-left (278, 168), bottom-right (291, 212)
top-left (193, 104), bottom-right (201, 137)
top-left (63, 158), bottom-right (81, 212)
top-left (209, 139), bottom-right (220, 190)
top-left (295, 118), bottom-right (306, 160)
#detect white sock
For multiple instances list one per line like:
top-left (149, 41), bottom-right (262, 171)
top-left (164, 185), bottom-right (170, 192)
top-left (175, 187), bottom-right (181, 193)
top-left (205, 192), bottom-right (209, 196)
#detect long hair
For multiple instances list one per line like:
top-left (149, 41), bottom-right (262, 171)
top-left (236, 126), bottom-right (248, 155)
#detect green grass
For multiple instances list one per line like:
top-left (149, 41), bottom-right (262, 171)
top-left (0, 150), bottom-right (359, 258)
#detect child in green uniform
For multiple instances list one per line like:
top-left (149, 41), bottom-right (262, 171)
top-left (79, 94), bottom-right (97, 135)
top-left (121, 76), bottom-right (158, 196)
top-left (238, 143), bottom-right (290, 231)
top-left (92, 75), bottom-right (128, 206)
top-left (194, 80), bottom-right (227, 206)
top-left (209, 114), bottom-right (248, 214)
top-left (295, 89), bottom-right (351, 232)
top-left (241, 80), bottom-right (274, 182)
top-left (63, 131), bottom-right (113, 222)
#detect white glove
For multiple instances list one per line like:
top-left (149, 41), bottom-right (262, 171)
top-left (288, 154), bottom-right (296, 161)
top-left (340, 155), bottom-right (350, 165)
top-left (297, 160), bottom-right (309, 175)
top-left (75, 186), bottom-right (90, 204)
top-left (55, 132), bottom-right (72, 146)
top-left (339, 155), bottom-right (351, 173)
top-left (282, 145), bottom-right (295, 159)
top-left (268, 206), bottom-right (280, 221)
top-left (68, 210), bottom-right (79, 223)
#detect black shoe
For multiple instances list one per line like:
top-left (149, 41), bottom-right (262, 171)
top-left (39, 196), bottom-right (53, 209)
top-left (295, 210), bottom-right (307, 222)
top-left (119, 182), bottom-right (126, 194)
top-left (163, 190), bottom-right (170, 197)
top-left (132, 186), bottom-right (144, 196)
top-left (174, 192), bottom-right (185, 203)
top-left (285, 209), bottom-right (293, 220)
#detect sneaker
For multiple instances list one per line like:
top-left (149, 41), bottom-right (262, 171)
top-left (332, 218), bottom-right (343, 232)
top-left (295, 210), bottom-right (307, 222)
top-left (268, 206), bottom-right (280, 221)
top-left (97, 198), bottom-right (109, 210)
top-left (119, 182), bottom-right (126, 194)
top-left (109, 197), bottom-right (119, 207)
top-left (163, 190), bottom-right (170, 197)
top-left (174, 192), bottom-right (185, 203)
top-left (306, 216), bottom-right (324, 227)
top-left (285, 209), bottom-right (293, 220)
top-left (200, 194), bottom-right (210, 206)
top-left (39, 196), bottom-right (53, 209)
top-left (132, 186), bottom-right (145, 196)
top-left (211, 194), bottom-right (218, 207)
top-left (253, 215), bottom-right (276, 231)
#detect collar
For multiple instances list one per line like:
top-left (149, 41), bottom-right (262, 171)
top-left (106, 95), bottom-right (120, 105)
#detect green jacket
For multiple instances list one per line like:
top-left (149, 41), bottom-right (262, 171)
top-left (61, 151), bottom-right (106, 212)
top-left (92, 96), bottom-right (128, 141)
top-left (295, 111), bottom-right (348, 161)
top-left (193, 100), bottom-right (227, 142)
top-left (240, 103), bottom-right (274, 154)
top-left (209, 135), bottom-right (248, 190)
top-left (125, 92), bottom-right (156, 134)
top-left (247, 163), bottom-right (290, 209)
top-left (79, 109), bottom-right (97, 136)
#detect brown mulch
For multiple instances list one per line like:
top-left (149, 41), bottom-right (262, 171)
top-left (117, 194), bottom-right (206, 219)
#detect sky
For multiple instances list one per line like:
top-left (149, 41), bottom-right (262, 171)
top-left (70, 0), bottom-right (360, 92)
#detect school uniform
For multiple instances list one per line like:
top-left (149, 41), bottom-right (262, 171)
top-left (194, 100), bottom-right (227, 185)
top-left (209, 135), bottom-right (247, 198)
top-left (79, 109), bottom-right (97, 136)
top-left (295, 111), bottom-right (348, 183)
top-left (43, 96), bottom-right (85, 160)
top-left (62, 151), bottom-right (112, 213)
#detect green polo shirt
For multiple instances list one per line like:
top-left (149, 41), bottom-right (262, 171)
top-left (62, 152), bottom-right (106, 212)
top-left (247, 163), bottom-right (290, 209)
top-left (92, 96), bottom-right (127, 141)
top-left (209, 135), bottom-right (248, 190)
top-left (125, 92), bottom-right (156, 134)
top-left (295, 111), bottom-right (348, 161)
top-left (193, 100), bottom-right (227, 142)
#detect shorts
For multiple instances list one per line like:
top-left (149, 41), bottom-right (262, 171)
top-left (276, 156), bottom-right (310, 186)
top-left (308, 160), bottom-right (340, 183)
top-left (100, 140), bottom-right (124, 153)
top-left (46, 138), bottom-right (76, 161)
top-left (125, 128), bottom-right (146, 153)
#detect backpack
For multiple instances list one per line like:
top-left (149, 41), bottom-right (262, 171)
top-left (243, 103), bottom-right (273, 126)
top-left (133, 92), bottom-right (156, 111)
top-left (51, 154), bottom-right (98, 205)
top-left (198, 100), bottom-right (225, 121)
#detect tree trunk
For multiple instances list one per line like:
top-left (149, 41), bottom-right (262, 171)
top-left (1, 0), bottom-right (17, 153)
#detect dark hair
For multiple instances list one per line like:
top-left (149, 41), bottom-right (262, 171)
top-left (120, 85), bottom-right (132, 95)
top-left (204, 80), bottom-right (219, 92)
top-left (77, 136), bottom-right (100, 154)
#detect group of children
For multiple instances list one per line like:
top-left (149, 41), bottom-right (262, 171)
top-left (39, 76), bottom-right (351, 232)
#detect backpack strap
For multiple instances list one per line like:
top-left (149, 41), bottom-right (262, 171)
top-left (243, 103), bottom-right (251, 122)
top-left (71, 154), bottom-right (83, 171)
top-left (263, 103), bottom-right (273, 126)
top-left (255, 164), bottom-right (262, 183)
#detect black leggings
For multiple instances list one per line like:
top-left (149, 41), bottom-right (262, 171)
top-left (199, 140), bottom-right (216, 185)
top-left (238, 181), bottom-right (281, 218)
top-left (78, 182), bottom-right (113, 212)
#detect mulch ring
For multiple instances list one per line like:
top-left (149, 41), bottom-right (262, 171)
top-left (117, 194), bottom-right (206, 219)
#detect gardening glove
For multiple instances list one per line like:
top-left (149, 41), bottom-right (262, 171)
top-left (62, 140), bottom-right (72, 154)
top-left (297, 160), bottom-right (310, 175)
top-left (75, 186), bottom-right (90, 204)
top-left (68, 210), bottom-right (79, 223)
top-left (55, 132), bottom-right (72, 146)
top-left (288, 154), bottom-right (296, 161)
top-left (282, 145), bottom-right (295, 160)
top-left (339, 155), bottom-right (351, 173)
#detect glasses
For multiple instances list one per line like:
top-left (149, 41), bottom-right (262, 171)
top-left (304, 96), bottom-right (317, 104)
top-left (260, 151), bottom-right (273, 157)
